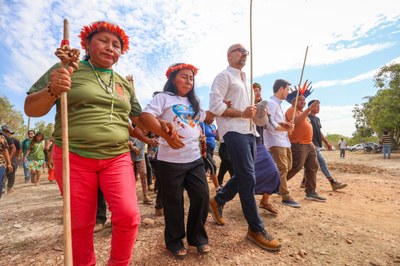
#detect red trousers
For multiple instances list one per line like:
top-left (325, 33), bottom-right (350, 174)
top-left (53, 145), bottom-right (140, 266)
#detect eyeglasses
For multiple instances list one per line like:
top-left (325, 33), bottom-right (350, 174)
top-left (230, 47), bottom-right (249, 56)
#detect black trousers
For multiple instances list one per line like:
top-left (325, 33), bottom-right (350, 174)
top-left (157, 158), bottom-right (209, 252)
top-left (217, 142), bottom-right (234, 185)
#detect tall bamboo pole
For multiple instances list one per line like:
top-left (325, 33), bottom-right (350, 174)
top-left (249, 0), bottom-right (254, 130)
top-left (291, 46), bottom-right (309, 124)
top-left (60, 18), bottom-right (73, 266)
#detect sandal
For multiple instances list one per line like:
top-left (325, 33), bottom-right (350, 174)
top-left (196, 244), bottom-right (211, 254)
top-left (259, 201), bottom-right (279, 215)
top-left (170, 247), bottom-right (188, 259)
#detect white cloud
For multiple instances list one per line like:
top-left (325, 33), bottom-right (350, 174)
top-left (319, 105), bottom-right (356, 137)
top-left (0, 0), bottom-right (399, 136)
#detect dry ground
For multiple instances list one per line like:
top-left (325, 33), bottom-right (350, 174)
top-left (0, 151), bottom-right (399, 265)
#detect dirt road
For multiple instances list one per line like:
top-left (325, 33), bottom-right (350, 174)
top-left (0, 151), bottom-right (399, 265)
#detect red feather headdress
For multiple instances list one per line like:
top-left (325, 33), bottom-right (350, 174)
top-left (79, 21), bottom-right (129, 54)
top-left (165, 63), bottom-right (199, 78)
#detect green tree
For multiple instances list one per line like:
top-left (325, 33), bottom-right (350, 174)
top-left (0, 94), bottom-right (25, 139)
top-left (33, 121), bottom-right (54, 140)
top-left (352, 63), bottom-right (400, 147)
top-left (1, 94), bottom-right (54, 140)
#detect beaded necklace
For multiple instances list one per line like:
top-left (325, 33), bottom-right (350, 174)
top-left (88, 60), bottom-right (115, 121)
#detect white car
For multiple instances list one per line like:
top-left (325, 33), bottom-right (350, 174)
top-left (348, 143), bottom-right (365, 151)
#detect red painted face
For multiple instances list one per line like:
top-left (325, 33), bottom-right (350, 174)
top-left (87, 31), bottom-right (122, 69)
top-left (296, 95), bottom-right (306, 109)
top-left (174, 69), bottom-right (194, 97)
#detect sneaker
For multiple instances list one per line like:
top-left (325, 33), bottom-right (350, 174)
top-left (282, 198), bottom-right (301, 208)
top-left (331, 181), bottom-right (347, 191)
top-left (209, 197), bottom-right (225, 225)
top-left (246, 229), bottom-right (281, 251)
top-left (300, 178), bottom-right (306, 188)
top-left (305, 192), bottom-right (327, 202)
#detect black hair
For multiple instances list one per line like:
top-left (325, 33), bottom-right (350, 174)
top-left (273, 79), bottom-right (291, 93)
top-left (29, 132), bottom-right (44, 149)
top-left (308, 99), bottom-right (317, 107)
top-left (162, 64), bottom-right (200, 118)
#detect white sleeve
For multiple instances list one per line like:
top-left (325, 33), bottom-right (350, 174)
top-left (143, 93), bottom-right (165, 118)
top-left (209, 73), bottom-right (229, 116)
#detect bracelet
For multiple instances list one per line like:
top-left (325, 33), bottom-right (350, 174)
top-left (46, 82), bottom-right (61, 99)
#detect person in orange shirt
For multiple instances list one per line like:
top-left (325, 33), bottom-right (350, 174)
top-left (284, 82), bottom-right (326, 202)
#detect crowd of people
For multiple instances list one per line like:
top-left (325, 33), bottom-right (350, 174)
top-left (0, 20), bottom-right (391, 265)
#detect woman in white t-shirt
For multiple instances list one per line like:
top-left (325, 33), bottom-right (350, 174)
top-left (140, 63), bottom-right (213, 258)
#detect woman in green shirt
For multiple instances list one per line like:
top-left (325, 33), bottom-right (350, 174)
top-left (24, 132), bottom-right (45, 186)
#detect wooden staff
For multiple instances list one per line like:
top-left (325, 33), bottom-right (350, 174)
top-left (291, 46), bottom-right (309, 124)
top-left (249, 0), bottom-right (254, 130)
top-left (60, 18), bottom-right (73, 266)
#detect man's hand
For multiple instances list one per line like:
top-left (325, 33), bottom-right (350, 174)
top-left (6, 164), bottom-right (13, 173)
top-left (326, 143), bottom-right (333, 151)
top-left (279, 121), bottom-right (295, 133)
top-left (243, 105), bottom-right (257, 119)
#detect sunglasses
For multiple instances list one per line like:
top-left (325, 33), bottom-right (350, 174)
top-left (230, 47), bottom-right (249, 56)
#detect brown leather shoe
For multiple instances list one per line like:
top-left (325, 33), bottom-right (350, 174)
top-left (246, 229), bottom-right (281, 251)
top-left (209, 197), bottom-right (225, 225)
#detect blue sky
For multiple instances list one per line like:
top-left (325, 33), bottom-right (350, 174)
top-left (0, 0), bottom-right (399, 137)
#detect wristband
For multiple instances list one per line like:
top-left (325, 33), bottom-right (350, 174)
top-left (46, 82), bottom-right (61, 99)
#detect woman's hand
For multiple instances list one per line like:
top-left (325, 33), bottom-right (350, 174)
top-left (164, 134), bottom-right (185, 149)
top-left (48, 66), bottom-right (74, 97)
top-left (159, 120), bottom-right (179, 139)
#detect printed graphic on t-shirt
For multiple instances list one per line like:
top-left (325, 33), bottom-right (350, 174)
top-left (172, 104), bottom-right (200, 129)
top-left (116, 83), bottom-right (129, 102)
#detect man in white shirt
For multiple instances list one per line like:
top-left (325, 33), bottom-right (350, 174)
top-left (208, 43), bottom-right (281, 251)
top-left (338, 137), bottom-right (347, 158)
top-left (264, 79), bottom-right (300, 207)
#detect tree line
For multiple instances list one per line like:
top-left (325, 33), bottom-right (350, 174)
top-left (0, 95), bottom-right (54, 140)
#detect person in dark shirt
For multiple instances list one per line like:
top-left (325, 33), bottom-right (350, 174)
top-left (1, 125), bottom-right (18, 193)
top-left (301, 100), bottom-right (347, 191)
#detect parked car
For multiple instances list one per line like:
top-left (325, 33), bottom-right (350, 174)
top-left (364, 142), bottom-right (381, 153)
top-left (348, 143), bottom-right (365, 151)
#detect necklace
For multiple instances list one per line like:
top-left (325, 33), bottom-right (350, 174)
top-left (88, 60), bottom-right (115, 121)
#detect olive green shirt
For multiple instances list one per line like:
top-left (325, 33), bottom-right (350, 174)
top-left (28, 61), bottom-right (142, 159)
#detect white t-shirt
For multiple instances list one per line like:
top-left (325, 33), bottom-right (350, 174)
top-left (143, 92), bottom-right (206, 163)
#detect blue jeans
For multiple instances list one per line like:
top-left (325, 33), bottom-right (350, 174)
top-left (0, 167), bottom-right (5, 199)
top-left (23, 159), bottom-right (31, 181)
top-left (316, 147), bottom-right (332, 178)
top-left (215, 132), bottom-right (264, 233)
top-left (383, 144), bottom-right (391, 159)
